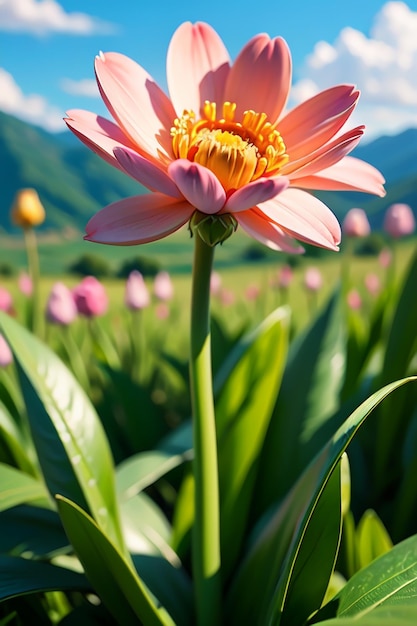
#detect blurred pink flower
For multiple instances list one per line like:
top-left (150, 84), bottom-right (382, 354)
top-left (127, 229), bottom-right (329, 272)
top-left (46, 282), bottom-right (78, 325)
top-left (155, 302), bottom-right (170, 319)
top-left (383, 203), bottom-right (415, 238)
top-left (342, 208), bottom-right (371, 238)
top-left (73, 276), bottom-right (108, 318)
top-left (0, 334), bottom-right (13, 367)
top-left (378, 247), bottom-right (392, 268)
top-left (153, 271), bottom-right (174, 301)
top-left (364, 273), bottom-right (381, 296)
top-left (210, 271), bottom-right (222, 296)
top-left (347, 289), bottom-right (362, 310)
top-left (304, 267), bottom-right (323, 292)
top-left (65, 22), bottom-right (385, 252)
top-left (125, 270), bottom-right (150, 310)
top-left (0, 288), bottom-right (13, 313)
top-left (277, 264), bottom-right (293, 289)
top-left (220, 288), bottom-right (235, 306)
top-left (18, 272), bottom-right (33, 296)
top-left (245, 284), bottom-right (261, 301)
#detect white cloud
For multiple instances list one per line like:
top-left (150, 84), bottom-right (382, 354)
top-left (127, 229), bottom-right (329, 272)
top-left (0, 0), bottom-right (117, 36)
top-left (0, 68), bottom-right (64, 131)
top-left (60, 78), bottom-right (99, 97)
top-left (290, 2), bottom-right (417, 139)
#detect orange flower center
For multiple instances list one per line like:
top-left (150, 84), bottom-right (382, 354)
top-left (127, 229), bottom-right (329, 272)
top-left (170, 101), bottom-right (289, 191)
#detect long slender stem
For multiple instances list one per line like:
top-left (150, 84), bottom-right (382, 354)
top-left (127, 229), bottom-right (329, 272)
top-left (23, 226), bottom-right (43, 338)
top-left (189, 234), bottom-right (221, 626)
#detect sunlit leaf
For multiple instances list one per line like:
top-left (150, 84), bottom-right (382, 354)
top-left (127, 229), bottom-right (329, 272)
top-left (356, 509), bottom-right (393, 570)
top-left (56, 495), bottom-right (176, 626)
top-left (0, 463), bottom-right (49, 513)
top-left (0, 312), bottom-right (124, 553)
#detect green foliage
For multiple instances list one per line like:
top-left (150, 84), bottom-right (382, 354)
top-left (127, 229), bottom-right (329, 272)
top-left (68, 253), bottom-right (112, 277)
top-left (116, 255), bottom-right (161, 278)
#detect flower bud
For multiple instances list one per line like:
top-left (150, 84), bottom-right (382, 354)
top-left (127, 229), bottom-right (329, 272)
top-left (46, 282), bottom-right (78, 325)
top-left (73, 276), bottom-right (108, 318)
top-left (125, 270), bottom-right (150, 310)
top-left (11, 188), bottom-right (46, 228)
top-left (190, 212), bottom-right (237, 247)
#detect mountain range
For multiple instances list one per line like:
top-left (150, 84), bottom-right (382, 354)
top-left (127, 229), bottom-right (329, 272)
top-left (1, 110), bottom-right (416, 235)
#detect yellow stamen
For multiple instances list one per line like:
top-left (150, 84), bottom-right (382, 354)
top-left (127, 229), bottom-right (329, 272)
top-left (171, 101), bottom-right (289, 191)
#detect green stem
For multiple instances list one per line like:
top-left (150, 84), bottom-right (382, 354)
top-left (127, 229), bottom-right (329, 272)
top-left (23, 226), bottom-right (43, 338)
top-left (189, 234), bottom-right (221, 626)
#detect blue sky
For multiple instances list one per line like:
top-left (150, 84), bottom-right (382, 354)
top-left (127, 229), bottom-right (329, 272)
top-left (1, 0), bottom-right (416, 141)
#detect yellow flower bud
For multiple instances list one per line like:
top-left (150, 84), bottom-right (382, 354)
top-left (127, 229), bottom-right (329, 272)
top-left (10, 188), bottom-right (46, 228)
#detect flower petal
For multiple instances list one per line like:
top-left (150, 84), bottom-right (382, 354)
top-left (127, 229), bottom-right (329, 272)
top-left (292, 156), bottom-right (386, 196)
top-left (225, 35), bottom-right (291, 123)
top-left (168, 159), bottom-right (226, 214)
top-left (65, 110), bottom-right (137, 170)
top-left (114, 147), bottom-right (181, 197)
top-left (223, 176), bottom-right (289, 213)
top-left (259, 188), bottom-right (341, 250)
top-left (167, 22), bottom-right (230, 117)
top-left (237, 210), bottom-right (304, 253)
top-left (85, 194), bottom-right (193, 245)
top-left (283, 126), bottom-right (365, 178)
top-left (279, 85), bottom-right (359, 161)
top-left (95, 52), bottom-right (176, 160)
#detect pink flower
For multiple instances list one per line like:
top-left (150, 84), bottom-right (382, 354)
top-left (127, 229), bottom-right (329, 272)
top-left (347, 289), bottom-right (362, 310)
top-left (155, 302), bottom-right (170, 319)
top-left (342, 208), bottom-right (371, 238)
top-left (125, 270), bottom-right (150, 310)
top-left (153, 271), bottom-right (174, 301)
top-left (210, 271), bottom-right (222, 296)
top-left (0, 334), bottom-right (13, 367)
top-left (383, 203), bottom-right (415, 239)
top-left (378, 248), bottom-right (392, 269)
top-left (73, 276), bottom-right (108, 318)
top-left (304, 267), bottom-right (323, 292)
top-left (65, 22), bottom-right (385, 253)
top-left (0, 288), bottom-right (13, 313)
top-left (18, 272), bottom-right (33, 296)
top-left (46, 282), bottom-right (78, 325)
top-left (245, 284), bottom-right (261, 301)
top-left (364, 273), bottom-right (381, 296)
top-left (220, 288), bottom-right (235, 307)
top-left (277, 264), bottom-right (293, 289)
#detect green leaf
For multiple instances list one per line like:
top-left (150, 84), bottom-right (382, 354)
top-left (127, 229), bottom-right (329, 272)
top-left (0, 555), bottom-right (90, 602)
top-left (271, 460), bottom-right (342, 626)
top-left (56, 495), bottom-right (175, 626)
top-left (356, 509), bottom-right (393, 570)
top-left (0, 312), bottom-right (124, 553)
top-left (0, 463), bottom-right (49, 512)
top-left (116, 448), bottom-right (192, 500)
top-left (255, 289), bottom-right (346, 514)
top-left (226, 377), bottom-right (415, 626)
top-left (0, 506), bottom-right (69, 558)
top-left (0, 400), bottom-right (37, 474)
top-left (315, 604), bottom-right (417, 624)
top-left (215, 306), bottom-right (290, 576)
top-left (332, 534), bottom-right (417, 619)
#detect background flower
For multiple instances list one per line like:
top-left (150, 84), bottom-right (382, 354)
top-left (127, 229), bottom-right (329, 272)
top-left (73, 276), bottom-right (108, 318)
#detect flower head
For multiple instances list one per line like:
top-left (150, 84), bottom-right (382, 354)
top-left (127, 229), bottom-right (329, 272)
top-left (0, 334), bottom-right (13, 367)
top-left (10, 188), bottom-right (46, 229)
top-left (304, 267), bottom-right (323, 292)
top-left (46, 282), bottom-right (78, 325)
top-left (18, 272), bottom-right (33, 296)
top-left (153, 271), bottom-right (174, 301)
top-left (342, 208), bottom-right (371, 238)
top-left (0, 288), bottom-right (13, 313)
top-left (125, 270), bottom-right (150, 310)
top-left (65, 22), bottom-right (385, 253)
top-left (73, 276), bottom-right (108, 318)
top-left (383, 203), bottom-right (415, 239)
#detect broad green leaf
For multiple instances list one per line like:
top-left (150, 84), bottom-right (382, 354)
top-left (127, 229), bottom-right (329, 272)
top-left (0, 555), bottom-right (90, 602)
top-left (315, 604), bottom-right (417, 625)
top-left (0, 505), bottom-right (68, 557)
top-left (356, 509), bottom-right (393, 570)
top-left (0, 312), bottom-right (124, 553)
top-left (215, 306), bottom-right (290, 576)
top-left (116, 448), bottom-right (192, 500)
top-left (120, 492), bottom-right (172, 552)
top-left (255, 289), bottom-right (346, 514)
top-left (0, 463), bottom-right (49, 512)
top-left (333, 534), bottom-right (417, 619)
top-left (56, 495), bottom-right (175, 626)
top-left (270, 460), bottom-right (342, 626)
top-left (171, 469), bottom-right (194, 559)
top-left (226, 377), bottom-right (415, 626)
